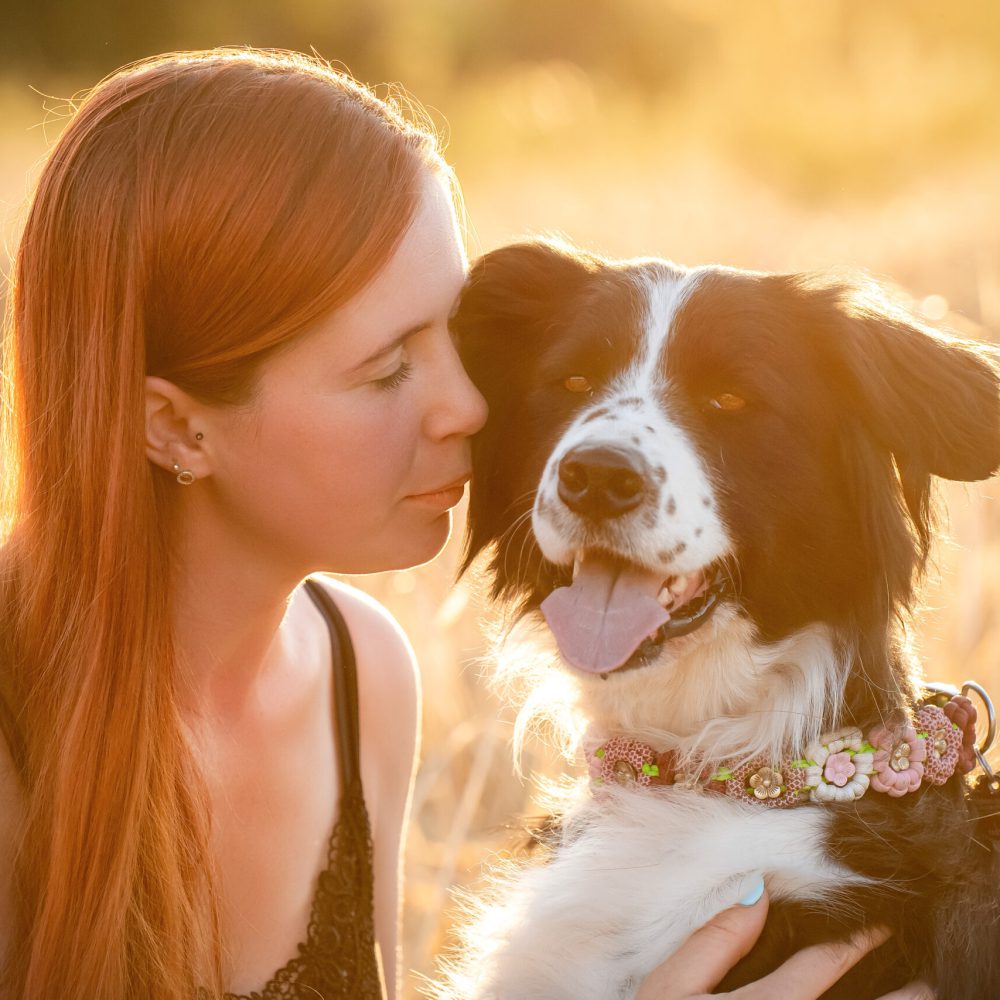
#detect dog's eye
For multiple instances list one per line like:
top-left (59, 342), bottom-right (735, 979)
top-left (708, 393), bottom-right (746, 411)
top-left (564, 376), bottom-right (592, 394)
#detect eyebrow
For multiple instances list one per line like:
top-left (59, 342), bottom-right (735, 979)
top-left (347, 322), bottom-right (431, 375)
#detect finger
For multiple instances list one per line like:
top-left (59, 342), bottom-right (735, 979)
top-left (736, 925), bottom-right (892, 1000)
top-left (636, 886), bottom-right (770, 999)
top-left (877, 982), bottom-right (935, 1000)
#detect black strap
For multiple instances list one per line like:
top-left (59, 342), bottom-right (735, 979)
top-left (303, 577), bottom-right (362, 791)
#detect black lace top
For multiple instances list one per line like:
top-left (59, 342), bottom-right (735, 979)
top-left (221, 577), bottom-right (385, 999)
top-left (0, 577), bottom-right (385, 1000)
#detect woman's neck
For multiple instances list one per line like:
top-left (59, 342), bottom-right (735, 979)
top-left (167, 505), bottom-right (315, 725)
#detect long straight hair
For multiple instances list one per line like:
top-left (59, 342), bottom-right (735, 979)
top-left (0, 47), bottom-right (444, 998)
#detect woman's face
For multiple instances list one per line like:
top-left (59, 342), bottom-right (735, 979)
top-left (209, 170), bottom-right (488, 575)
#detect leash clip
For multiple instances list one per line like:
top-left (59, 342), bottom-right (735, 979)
top-left (962, 680), bottom-right (997, 780)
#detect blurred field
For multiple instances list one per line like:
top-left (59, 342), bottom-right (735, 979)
top-left (2, 6), bottom-right (999, 994)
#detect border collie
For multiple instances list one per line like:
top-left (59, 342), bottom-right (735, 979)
top-left (440, 239), bottom-right (1000, 999)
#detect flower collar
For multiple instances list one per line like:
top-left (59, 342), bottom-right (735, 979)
top-left (585, 687), bottom-right (992, 809)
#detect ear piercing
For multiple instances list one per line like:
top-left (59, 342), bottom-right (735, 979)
top-left (172, 432), bottom-right (203, 485)
top-left (172, 461), bottom-right (195, 485)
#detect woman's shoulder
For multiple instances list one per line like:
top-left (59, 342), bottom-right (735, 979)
top-left (303, 575), bottom-right (420, 841)
top-left (305, 575), bottom-right (418, 684)
top-left (303, 575), bottom-right (420, 742)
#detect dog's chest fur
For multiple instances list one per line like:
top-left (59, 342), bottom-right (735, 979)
top-left (458, 789), bottom-right (861, 1000)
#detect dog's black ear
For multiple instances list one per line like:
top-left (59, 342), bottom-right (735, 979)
top-left (452, 239), bottom-right (598, 580)
top-left (811, 278), bottom-right (1000, 484)
top-left (454, 238), bottom-right (600, 349)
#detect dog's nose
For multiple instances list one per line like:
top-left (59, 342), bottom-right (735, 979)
top-left (557, 446), bottom-right (647, 519)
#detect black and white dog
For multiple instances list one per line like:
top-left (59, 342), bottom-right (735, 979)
top-left (443, 239), bottom-right (1000, 999)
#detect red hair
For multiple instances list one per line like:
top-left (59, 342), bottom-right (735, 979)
top-left (0, 47), bottom-right (443, 998)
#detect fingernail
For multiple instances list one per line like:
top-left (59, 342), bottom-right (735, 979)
top-left (737, 874), bottom-right (765, 906)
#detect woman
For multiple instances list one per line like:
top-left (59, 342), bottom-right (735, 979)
top-left (0, 48), bottom-right (929, 999)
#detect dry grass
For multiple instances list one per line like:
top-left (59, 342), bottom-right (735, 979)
top-left (1, 68), bottom-right (998, 997)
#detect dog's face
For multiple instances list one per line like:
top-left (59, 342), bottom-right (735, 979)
top-left (453, 240), bottom-right (999, 737)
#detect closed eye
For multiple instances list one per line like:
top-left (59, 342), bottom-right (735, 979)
top-left (374, 360), bottom-right (414, 391)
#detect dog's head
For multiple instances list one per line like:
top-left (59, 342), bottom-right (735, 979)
top-left (453, 239), bottom-right (1000, 752)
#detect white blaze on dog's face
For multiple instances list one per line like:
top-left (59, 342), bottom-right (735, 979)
top-left (533, 265), bottom-right (735, 677)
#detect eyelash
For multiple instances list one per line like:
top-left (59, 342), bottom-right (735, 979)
top-left (374, 360), bottom-right (414, 391)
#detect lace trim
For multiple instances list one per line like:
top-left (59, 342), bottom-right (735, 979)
top-left (206, 781), bottom-right (383, 1000)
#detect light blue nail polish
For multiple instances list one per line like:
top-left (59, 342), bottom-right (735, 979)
top-left (737, 875), bottom-right (765, 906)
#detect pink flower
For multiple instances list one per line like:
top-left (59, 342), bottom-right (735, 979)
top-left (823, 751), bottom-right (857, 788)
top-left (590, 735), bottom-right (659, 787)
top-left (724, 757), bottom-right (807, 809)
top-left (803, 727), bottom-right (873, 803)
top-left (916, 704), bottom-right (962, 785)
top-left (943, 695), bottom-right (979, 774)
top-left (868, 723), bottom-right (926, 797)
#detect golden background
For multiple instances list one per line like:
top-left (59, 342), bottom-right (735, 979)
top-left (1, 3), bottom-right (998, 993)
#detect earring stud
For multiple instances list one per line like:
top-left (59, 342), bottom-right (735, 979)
top-left (171, 461), bottom-right (196, 485)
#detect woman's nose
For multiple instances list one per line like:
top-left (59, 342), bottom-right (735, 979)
top-left (426, 341), bottom-right (488, 440)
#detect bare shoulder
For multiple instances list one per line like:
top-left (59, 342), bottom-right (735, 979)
top-left (304, 575), bottom-right (421, 757)
top-left (306, 576), bottom-right (419, 693)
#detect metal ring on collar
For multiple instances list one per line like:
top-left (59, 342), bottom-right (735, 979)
top-left (962, 680), bottom-right (997, 778)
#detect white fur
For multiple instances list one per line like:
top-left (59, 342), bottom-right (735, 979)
top-left (437, 267), bottom-right (871, 1000)
top-left (533, 267), bottom-right (730, 578)
top-left (440, 785), bottom-right (871, 1000)
top-left (494, 605), bottom-right (850, 773)
top-left (433, 599), bottom-right (865, 1000)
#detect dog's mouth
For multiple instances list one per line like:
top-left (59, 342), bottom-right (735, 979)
top-left (540, 550), bottom-right (729, 676)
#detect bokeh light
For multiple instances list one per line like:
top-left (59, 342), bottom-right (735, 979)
top-left (2, 3), bottom-right (998, 993)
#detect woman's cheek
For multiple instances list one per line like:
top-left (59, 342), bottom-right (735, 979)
top-left (340, 404), bottom-right (418, 492)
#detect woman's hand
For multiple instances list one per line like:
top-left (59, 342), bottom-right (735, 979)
top-left (635, 882), bottom-right (934, 1000)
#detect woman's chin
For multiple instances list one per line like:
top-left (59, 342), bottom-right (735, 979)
top-left (402, 512), bottom-right (454, 569)
top-left (367, 512), bottom-right (454, 574)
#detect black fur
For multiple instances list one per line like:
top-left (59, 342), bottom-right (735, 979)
top-left (453, 239), bottom-right (1000, 999)
top-left (719, 782), bottom-right (1000, 997)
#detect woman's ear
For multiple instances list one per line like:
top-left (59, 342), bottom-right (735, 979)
top-left (143, 375), bottom-right (210, 477)
top-left (814, 281), bottom-right (1000, 484)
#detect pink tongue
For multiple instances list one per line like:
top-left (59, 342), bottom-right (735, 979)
top-left (541, 554), bottom-right (670, 674)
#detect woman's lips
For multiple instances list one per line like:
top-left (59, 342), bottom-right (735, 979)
top-left (407, 474), bottom-right (470, 509)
